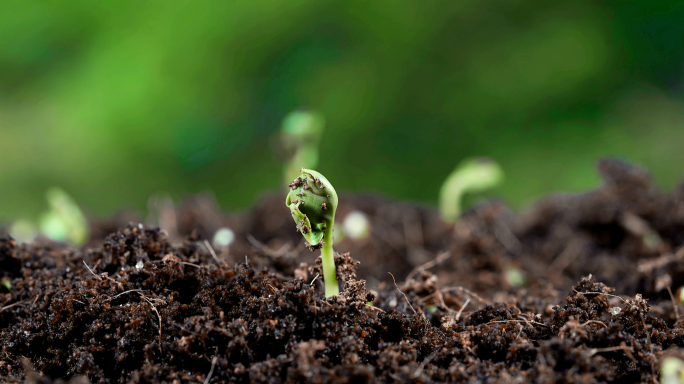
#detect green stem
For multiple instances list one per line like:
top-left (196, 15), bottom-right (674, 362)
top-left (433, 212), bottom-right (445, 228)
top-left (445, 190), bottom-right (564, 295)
top-left (321, 225), bottom-right (339, 297)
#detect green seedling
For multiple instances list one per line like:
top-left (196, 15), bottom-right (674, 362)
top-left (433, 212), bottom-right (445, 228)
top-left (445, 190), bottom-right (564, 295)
top-left (505, 266), bottom-right (527, 288)
top-left (9, 219), bottom-right (37, 243)
top-left (213, 227), bottom-right (235, 249)
top-left (286, 168), bottom-right (339, 297)
top-left (39, 187), bottom-right (88, 246)
top-left (661, 357), bottom-right (684, 384)
top-left (1, 278), bottom-right (12, 294)
top-left (643, 231), bottom-right (662, 249)
top-left (439, 157), bottom-right (504, 222)
top-left (281, 110), bottom-right (325, 185)
top-left (343, 211), bottom-right (370, 240)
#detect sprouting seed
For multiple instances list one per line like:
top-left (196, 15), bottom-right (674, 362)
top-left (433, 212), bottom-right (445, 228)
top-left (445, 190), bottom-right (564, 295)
top-left (286, 169), bottom-right (340, 297)
top-left (343, 211), bottom-right (370, 240)
top-left (439, 157), bottom-right (504, 222)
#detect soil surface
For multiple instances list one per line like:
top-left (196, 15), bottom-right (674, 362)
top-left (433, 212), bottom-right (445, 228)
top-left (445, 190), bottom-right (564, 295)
top-left (2, 159), bottom-right (684, 383)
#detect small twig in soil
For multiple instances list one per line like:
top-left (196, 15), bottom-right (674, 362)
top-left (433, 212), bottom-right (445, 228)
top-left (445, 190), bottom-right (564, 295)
top-left (418, 291), bottom-right (439, 302)
top-left (413, 351), bottom-right (437, 378)
top-left (310, 273), bottom-right (320, 286)
top-left (639, 311), bottom-right (654, 370)
top-left (440, 286), bottom-right (490, 305)
top-left (455, 298), bottom-right (470, 321)
top-left (574, 290), bottom-right (626, 303)
top-left (588, 343), bottom-right (634, 361)
top-left (421, 290), bottom-right (456, 312)
top-left (246, 234), bottom-right (291, 259)
top-left (405, 251), bottom-right (451, 282)
top-left (637, 247), bottom-right (684, 273)
top-left (262, 279), bottom-right (278, 293)
top-left (107, 289), bottom-right (143, 301)
top-left (365, 304), bottom-right (386, 313)
top-left (486, 320), bottom-right (551, 328)
top-left (442, 298), bottom-right (471, 330)
top-left (435, 290), bottom-right (455, 313)
top-left (546, 238), bottom-right (584, 275)
top-left (83, 261), bottom-right (122, 287)
top-left (581, 320), bottom-right (607, 328)
top-left (0, 302), bottom-right (24, 312)
top-left (667, 286), bottom-right (680, 321)
top-left (170, 321), bottom-right (200, 337)
top-left (204, 355), bottom-right (218, 384)
top-left (180, 262), bottom-right (201, 268)
top-left (388, 272), bottom-right (423, 319)
top-left (492, 218), bottom-right (523, 256)
top-left (82, 261), bottom-right (103, 281)
top-left (146, 299), bottom-right (163, 354)
top-left (137, 292), bottom-right (163, 340)
top-left (203, 240), bottom-right (222, 265)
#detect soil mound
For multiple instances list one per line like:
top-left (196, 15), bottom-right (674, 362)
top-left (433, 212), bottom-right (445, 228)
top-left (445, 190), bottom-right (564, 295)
top-left (1, 159), bottom-right (684, 383)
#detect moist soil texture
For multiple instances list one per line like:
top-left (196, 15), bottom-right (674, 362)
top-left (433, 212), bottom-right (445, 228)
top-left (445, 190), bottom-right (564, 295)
top-left (2, 159), bottom-right (684, 383)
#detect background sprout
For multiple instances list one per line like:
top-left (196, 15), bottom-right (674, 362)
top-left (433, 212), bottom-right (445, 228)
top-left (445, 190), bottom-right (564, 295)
top-left (343, 211), bottom-right (370, 240)
top-left (9, 219), bottom-right (37, 243)
top-left (439, 157), bottom-right (504, 222)
top-left (213, 227), bottom-right (235, 249)
top-left (661, 357), bottom-right (684, 384)
top-left (281, 110), bottom-right (325, 185)
top-left (38, 187), bottom-right (89, 247)
top-left (505, 266), bottom-right (527, 288)
top-left (286, 168), bottom-right (339, 297)
top-left (1, 278), bottom-right (12, 294)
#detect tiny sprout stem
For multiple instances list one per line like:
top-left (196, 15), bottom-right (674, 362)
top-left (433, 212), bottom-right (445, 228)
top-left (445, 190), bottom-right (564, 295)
top-left (321, 225), bottom-right (339, 297)
top-left (439, 157), bottom-right (503, 222)
top-left (439, 184), bottom-right (465, 222)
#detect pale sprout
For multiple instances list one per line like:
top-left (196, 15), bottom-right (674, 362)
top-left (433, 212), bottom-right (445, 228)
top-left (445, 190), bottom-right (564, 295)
top-left (505, 267), bottom-right (527, 288)
top-left (10, 219), bottom-right (37, 243)
top-left (213, 227), bottom-right (235, 249)
top-left (343, 211), bottom-right (369, 240)
top-left (661, 357), bottom-right (684, 384)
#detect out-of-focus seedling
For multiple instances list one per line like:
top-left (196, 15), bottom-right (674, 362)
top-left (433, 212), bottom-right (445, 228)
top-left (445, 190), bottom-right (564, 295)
top-left (38, 187), bottom-right (88, 246)
top-left (9, 219), bottom-right (37, 243)
top-left (505, 266), bottom-right (527, 288)
top-left (661, 357), bottom-right (684, 384)
top-left (281, 110), bottom-right (325, 185)
top-left (286, 168), bottom-right (339, 297)
top-left (213, 227), bottom-right (235, 249)
top-left (439, 157), bottom-right (504, 222)
top-left (1, 278), bottom-right (12, 294)
top-left (643, 231), bottom-right (662, 250)
top-left (343, 211), bottom-right (370, 240)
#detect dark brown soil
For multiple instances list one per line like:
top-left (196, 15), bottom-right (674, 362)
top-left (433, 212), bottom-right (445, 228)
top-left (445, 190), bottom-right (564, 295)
top-left (2, 159), bottom-right (684, 383)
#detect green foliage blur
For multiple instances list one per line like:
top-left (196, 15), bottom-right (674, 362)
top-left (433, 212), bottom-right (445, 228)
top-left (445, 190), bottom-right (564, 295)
top-left (1, 0), bottom-right (684, 221)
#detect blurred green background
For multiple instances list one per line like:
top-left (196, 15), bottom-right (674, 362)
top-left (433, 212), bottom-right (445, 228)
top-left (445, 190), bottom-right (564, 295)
top-left (2, 0), bottom-right (684, 221)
